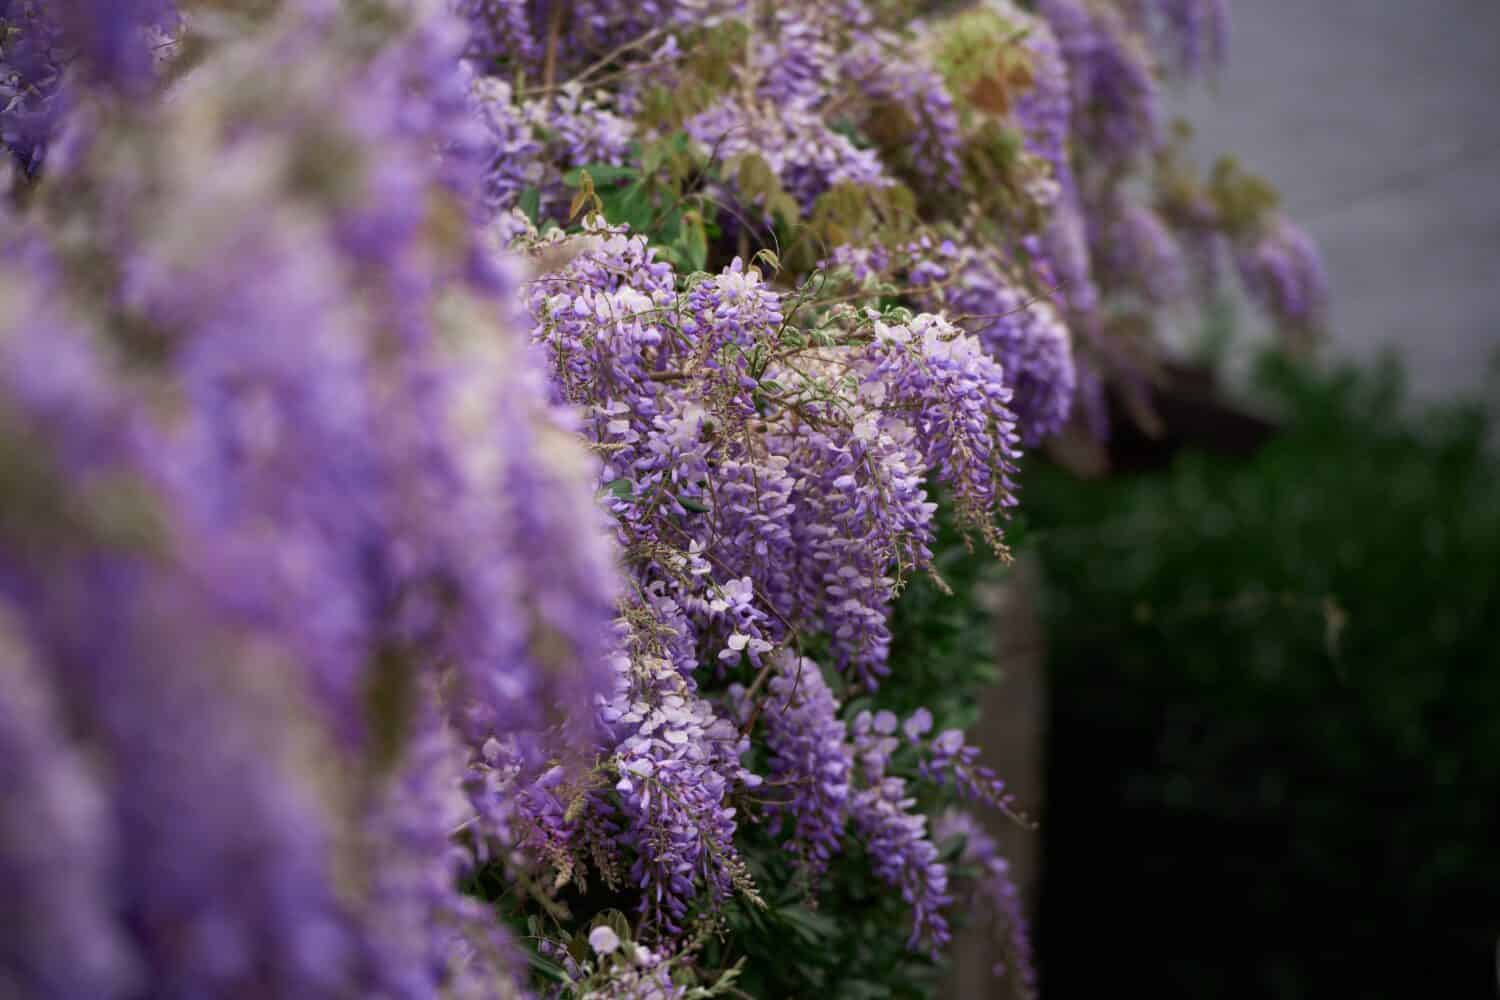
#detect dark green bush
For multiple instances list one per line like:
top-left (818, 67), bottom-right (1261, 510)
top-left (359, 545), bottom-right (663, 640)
top-left (1027, 358), bottom-right (1500, 997)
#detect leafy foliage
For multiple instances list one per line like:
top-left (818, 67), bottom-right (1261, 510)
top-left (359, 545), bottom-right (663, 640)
top-left (1029, 357), bottom-right (1500, 997)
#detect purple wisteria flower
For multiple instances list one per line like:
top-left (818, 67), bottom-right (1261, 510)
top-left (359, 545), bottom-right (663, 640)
top-left (1093, 198), bottom-right (1190, 305)
top-left (1041, 0), bottom-right (1162, 169)
top-left (519, 223), bottom-right (1031, 943)
top-left (935, 810), bottom-right (1037, 997)
top-left (0, 0), bottom-right (178, 172)
top-left (1234, 217), bottom-right (1330, 345)
top-left (910, 240), bottom-right (1078, 444)
top-left (850, 709), bottom-right (953, 955)
top-left (686, 98), bottom-right (893, 212)
top-left (734, 652), bottom-right (853, 880)
top-left (844, 36), bottom-right (965, 188)
top-left (600, 592), bottom-right (762, 934)
top-left (1142, 0), bottom-right (1230, 76)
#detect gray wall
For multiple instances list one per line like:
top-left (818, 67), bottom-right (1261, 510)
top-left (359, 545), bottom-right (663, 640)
top-left (1171, 0), bottom-right (1500, 403)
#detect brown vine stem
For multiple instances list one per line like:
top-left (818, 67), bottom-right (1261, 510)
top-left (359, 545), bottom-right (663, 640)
top-left (514, 26), bottom-right (667, 99)
top-left (541, 0), bottom-right (569, 98)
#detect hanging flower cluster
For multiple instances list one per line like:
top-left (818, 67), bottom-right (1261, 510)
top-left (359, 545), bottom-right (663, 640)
top-left (501, 220), bottom-right (1023, 965)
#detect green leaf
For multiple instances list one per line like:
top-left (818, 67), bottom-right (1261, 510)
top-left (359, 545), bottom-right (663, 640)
top-left (678, 495), bottom-right (711, 514)
top-left (640, 139), bottom-right (668, 177)
top-left (597, 187), bottom-right (638, 229)
top-left (675, 210), bottom-right (709, 272)
top-left (777, 905), bottom-right (839, 945)
top-left (563, 163), bottom-right (638, 186)
top-left (522, 948), bottom-right (568, 984)
top-left (518, 187), bottom-right (541, 224)
top-left (603, 908), bottom-right (631, 940)
top-left (736, 154), bottom-right (778, 200)
top-left (767, 192), bottom-right (801, 228)
top-left (603, 478), bottom-right (635, 500)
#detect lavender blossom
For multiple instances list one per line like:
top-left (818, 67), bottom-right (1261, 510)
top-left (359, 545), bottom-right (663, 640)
top-left (910, 241), bottom-right (1077, 444)
top-left (735, 651), bottom-right (853, 880)
top-left (849, 710), bottom-right (953, 955)
top-left (935, 810), bottom-right (1036, 996)
top-left (686, 98), bottom-right (893, 212)
top-left (1145, 0), bottom-right (1230, 76)
top-left (1093, 199), bottom-right (1190, 305)
top-left (1003, 3), bottom-right (1100, 315)
top-left (1234, 217), bottom-right (1330, 344)
top-left (1040, 0), bottom-right (1161, 169)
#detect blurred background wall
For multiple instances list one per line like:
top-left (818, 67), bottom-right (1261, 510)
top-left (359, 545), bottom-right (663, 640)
top-left (1171, 0), bottom-right (1500, 404)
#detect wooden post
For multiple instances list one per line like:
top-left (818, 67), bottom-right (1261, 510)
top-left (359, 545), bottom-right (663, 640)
top-left (947, 553), bottom-right (1047, 997)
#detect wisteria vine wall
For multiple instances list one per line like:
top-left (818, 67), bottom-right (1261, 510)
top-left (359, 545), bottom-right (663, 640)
top-left (0, 1), bottom-right (1326, 997)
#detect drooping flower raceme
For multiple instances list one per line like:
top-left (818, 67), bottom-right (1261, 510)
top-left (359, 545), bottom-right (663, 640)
top-left (1040, 0), bottom-right (1161, 172)
top-left (849, 709), bottom-right (953, 956)
top-left (513, 220), bottom-right (1024, 946)
top-left (1140, 0), bottom-right (1230, 76)
top-left (1093, 197), bottom-right (1190, 306)
top-left (935, 810), bottom-right (1037, 997)
top-left (732, 651), bottom-right (853, 882)
top-left (1233, 217), bottom-right (1330, 346)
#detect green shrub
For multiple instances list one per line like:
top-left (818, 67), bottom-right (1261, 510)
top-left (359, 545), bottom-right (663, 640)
top-left (1027, 358), bottom-right (1500, 997)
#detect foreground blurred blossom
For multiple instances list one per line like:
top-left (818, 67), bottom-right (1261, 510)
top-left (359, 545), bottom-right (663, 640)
top-left (0, 0), bottom-right (615, 994)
